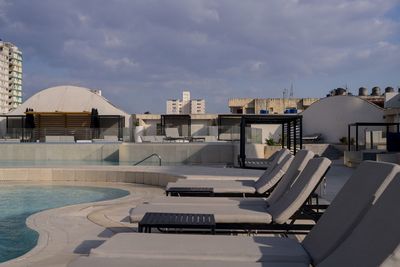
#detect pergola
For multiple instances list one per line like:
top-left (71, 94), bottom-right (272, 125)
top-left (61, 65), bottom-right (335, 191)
top-left (219, 114), bottom-right (303, 168)
top-left (160, 114), bottom-right (191, 136)
top-left (348, 122), bottom-right (400, 151)
top-left (0, 112), bottom-right (125, 141)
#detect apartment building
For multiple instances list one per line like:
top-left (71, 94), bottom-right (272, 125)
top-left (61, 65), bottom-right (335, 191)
top-left (166, 91), bottom-right (206, 114)
top-left (0, 41), bottom-right (22, 114)
top-left (228, 97), bottom-right (319, 114)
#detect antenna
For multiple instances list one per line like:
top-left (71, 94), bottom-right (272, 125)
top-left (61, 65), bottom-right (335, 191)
top-left (290, 83), bottom-right (294, 98)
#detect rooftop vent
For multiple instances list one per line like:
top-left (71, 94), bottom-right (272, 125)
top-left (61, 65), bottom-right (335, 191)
top-left (371, 86), bottom-right (381, 96)
top-left (385, 87), bottom-right (395, 93)
top-left (358, 87), bottom-right (368, 96)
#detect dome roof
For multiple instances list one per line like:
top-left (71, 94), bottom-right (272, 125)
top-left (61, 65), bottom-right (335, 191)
top-left (8, 85), bottom-right (129, 118)
top-left (301, 95), bottom-right (384, 143)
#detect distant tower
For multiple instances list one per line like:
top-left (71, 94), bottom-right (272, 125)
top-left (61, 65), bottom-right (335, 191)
top-left (0, 41), bottom-right (23, 114)
top-left (166, 90), bottom-right (205, 114)
top-left (290, 83), bottom-right (294, 98)
top-left (283, 88), bottom-right (288, 99)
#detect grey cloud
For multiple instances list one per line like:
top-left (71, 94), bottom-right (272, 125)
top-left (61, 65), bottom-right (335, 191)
top-left (0, 0), bottom-right (399, 113)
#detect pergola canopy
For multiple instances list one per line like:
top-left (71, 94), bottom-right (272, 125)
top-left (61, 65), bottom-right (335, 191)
top-left (218, 114), bottom-right (303, 168)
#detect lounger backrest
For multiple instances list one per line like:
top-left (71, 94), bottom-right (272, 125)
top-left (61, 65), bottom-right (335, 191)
top-left (266, 150), bottom-right (315, 206)
top-left (317, 173), bottom-right (400, 267)
top-left (165, 128), bottom-right (180, 138)
top-left (254, 154), bottom-right (293, 194)
top-left (267, 157), bottom-right (331, 224)
top-left (255, 148), bottom-right (290, 183)
top-left (264, 149), bottom-right (281, 163)
top-left (302, 161), bottom-right (400, 265)
top-left (269, 148), bottom-right (290, 166)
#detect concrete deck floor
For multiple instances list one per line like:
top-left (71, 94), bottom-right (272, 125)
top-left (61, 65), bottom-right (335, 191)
top-left (0, 160), bottom-right (354, 267)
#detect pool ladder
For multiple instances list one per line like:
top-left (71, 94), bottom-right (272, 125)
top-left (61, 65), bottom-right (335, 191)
top-left (133, 153), bottom-right (162, 166)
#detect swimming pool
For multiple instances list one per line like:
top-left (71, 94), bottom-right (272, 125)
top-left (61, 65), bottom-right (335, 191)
top-left (0, 160), bottom-right (185, 167)
top-left (0, 185), bottom-right (129, 263)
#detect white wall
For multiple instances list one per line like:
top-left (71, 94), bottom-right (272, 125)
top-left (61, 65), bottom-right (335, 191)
top-left (251, 124), bottom-right (281, 144)
top-left (302, 95), bottom-right (384, 143)
top-left (191, 119), bottom-right (212, 136)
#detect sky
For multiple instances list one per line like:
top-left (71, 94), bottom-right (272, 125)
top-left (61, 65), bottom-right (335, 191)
top-left (0, 0), bottom-right (399, 114)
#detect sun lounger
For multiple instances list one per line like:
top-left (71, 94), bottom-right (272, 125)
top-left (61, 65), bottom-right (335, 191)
top-left (166, 148), bottom-right (293, 197)
top-left (70, 161), bottom-right (400, 266)
top-left (148, 150), bottom-right (315, 207)
top-left (69, 257), bottom-right (308, 267)
top-left (301, 160), bottom-right (399, 264)
top-left (244, 149), bottom-right (287, 169)
top-left (131, 157), bottom-right (331, 232)
top-left (302, 133), bottom-right (322, 143)
top-left (317, 172), bottom-right (400, 266)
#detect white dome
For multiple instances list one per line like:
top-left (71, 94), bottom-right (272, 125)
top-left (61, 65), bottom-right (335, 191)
top-left (301, 95), bottom-right (384, 143)
top-left (9, 85), bottom-right (129, 118)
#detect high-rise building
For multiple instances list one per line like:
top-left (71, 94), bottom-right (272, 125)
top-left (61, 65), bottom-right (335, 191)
top-left (0, 41), bottom-right (23, 114)
top-left (166, 90), bottom-right (206, 114)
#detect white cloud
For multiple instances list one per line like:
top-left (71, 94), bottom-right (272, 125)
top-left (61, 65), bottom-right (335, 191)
top-left (104, 57), bottom-right (139, 69)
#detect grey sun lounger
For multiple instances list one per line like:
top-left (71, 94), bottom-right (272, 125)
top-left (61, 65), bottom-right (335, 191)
top-left (166, 148), bottom-right (294, 197)
top-left (147, 150), bottom-right (315, 207)
top-left (130, 157), bottom-right (331, 231)
top-left (70, 161), bottom-right (400, 267)
top-left (69, 257), bottom-right (308, 267)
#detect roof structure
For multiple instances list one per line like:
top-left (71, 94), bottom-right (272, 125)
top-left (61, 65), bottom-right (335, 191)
top-left (8, 85), bottom-right (129, 119)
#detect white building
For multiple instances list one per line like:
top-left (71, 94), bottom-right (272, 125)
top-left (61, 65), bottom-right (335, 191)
top-left (0, 41), bottom-right (22, 114)
top-left (301, 95), bottom-right (384, 143)
top-left (166, 90), bottom-right (205, 114)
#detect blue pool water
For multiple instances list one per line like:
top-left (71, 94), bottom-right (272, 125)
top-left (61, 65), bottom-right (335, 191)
top-left (0, 185), bottom-right (129, 263)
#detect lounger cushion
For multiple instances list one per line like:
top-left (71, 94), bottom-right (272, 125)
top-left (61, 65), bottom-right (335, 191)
top-left (166, 180), bottom-right (256, 194)
top-left (268, 157), bottom-right (331, 224)
top-left (318, 173), bottom-right (400, 267)
top-left (266, 150), bottom-right (314, 206)
top-left (146, 196), bottom-right (267, 206)
top-left (91, 233), bottom-right (310, 264)
top-left (255, 154), bottom-right (293, 194)
top-left (267, 148), bottom-right (290, 168)
top-left (130, 203), bottom-right (272, 223)
top-left (70, 257), bottom-right (309, 267)
top-left (302, 161), bottom-right (400, 265)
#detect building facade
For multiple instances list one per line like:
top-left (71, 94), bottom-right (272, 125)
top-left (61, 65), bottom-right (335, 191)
top-left (0, 41), bottom-right (22, 114)
top-left (228, 97), bottom-right (319, 114)
top-left (166, 91), bottom-right (205, 114)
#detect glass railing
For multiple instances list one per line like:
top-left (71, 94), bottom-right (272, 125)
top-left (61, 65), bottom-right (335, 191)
top-left (0, 127), bottom-right (131, 143)
top-left (135, 126), bottom-right (262, 144)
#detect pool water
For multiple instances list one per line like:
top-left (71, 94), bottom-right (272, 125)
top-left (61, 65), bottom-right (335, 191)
top-left (0, 185), bottom-right (129, 263)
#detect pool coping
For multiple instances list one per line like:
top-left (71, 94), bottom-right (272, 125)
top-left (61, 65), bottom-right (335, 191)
top-left (1, 181), bottom-right (164, 267)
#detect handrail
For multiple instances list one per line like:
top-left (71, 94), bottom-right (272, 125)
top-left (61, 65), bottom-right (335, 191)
top-left (133, 153), bottom-right (162, 166)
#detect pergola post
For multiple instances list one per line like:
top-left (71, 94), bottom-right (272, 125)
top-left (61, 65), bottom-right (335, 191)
top-left (348, 124), bottom-right (351, 151)
top-left (281, 123), bottom-right (284, 149)
top-left (239, 117), bottom-right (246, 168)
top-left (356, 124), bottom-right (359, 151)
top-left (299, 117), bottom-right (303, 151)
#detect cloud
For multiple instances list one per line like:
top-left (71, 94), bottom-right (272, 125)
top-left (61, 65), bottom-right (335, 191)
top-left (0, 0), bottom-right (399, 113)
